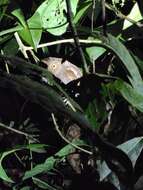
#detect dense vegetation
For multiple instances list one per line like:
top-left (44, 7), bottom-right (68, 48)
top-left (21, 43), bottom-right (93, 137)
top-left (0, 0), bottom-right (143, 189)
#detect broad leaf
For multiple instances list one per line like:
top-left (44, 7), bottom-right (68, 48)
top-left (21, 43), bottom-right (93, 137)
top-left (86, 45), bottom-right (106, 62)
top-left (99, 137), bottom-right (143, 188)
top-left (79, 32), bottom-right (143, 98)
top-left (23, 140), bottom-right (85, 180)
top-left (113, 79), bottom-right (143, 112)
top-left (12, 9), bottom-right (27, 28)
top-left (19, 13), bottom-right (42, 50)
top-left (12, 8), bottom-right (42, 50)
top-left (23, 157), bottom-right (55, 181)
top-left (33, 0), bottom-right (79, 36)
top-left (89, 33), bottom-right (143, 92)
top-left (85, 99), bottom-right (101, 130)
top-left (101, 34), bottom-right (143, 90)
top-left (55, 139), bottom-right (86, 157)
top-left (74, 0), bottom-right (92, 24)
top-left (123, 3), bottom-right (142, 30)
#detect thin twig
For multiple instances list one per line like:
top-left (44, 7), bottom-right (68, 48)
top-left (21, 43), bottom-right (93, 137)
top-left (29, 50), bottom-right (40, 63)
top-left (105, 2), bottom-right (143, 28)
top-left (1, 50), bottom-right (10, 74)
top-left (14, 32), bottom-right (41, 62)
top-left (14, 32), bottom-right (29, 58)
top-left (0, 122), bottom-right (38, 142)
top-left (102, 0), bottom-right (107, 36)
top-left (51, 113), bottom-right (92, 155)
top-left (65, 0), bottom-right (89, 73)
top-left (63, 98), bottom-right (76, 112)
top-left (91, 0), bottom-right (96, 33)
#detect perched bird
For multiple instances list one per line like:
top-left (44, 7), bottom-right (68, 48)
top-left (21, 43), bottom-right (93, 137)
top-left (42, 57), bottom-right (83, 84)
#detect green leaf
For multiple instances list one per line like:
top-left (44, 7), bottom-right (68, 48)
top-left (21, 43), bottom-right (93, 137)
top-left (55, 139), bottom-right (86, 157)
top-left (74, 0), bottom-right (92, 24)
top-left (23, 156), bottom-right (55, 181)
top-left (0, 149), bottom-right (18, 183)
top-left (28, 12), bottom-right (42, 45)
top-left (0, 162), bottom-right (14, 183)
top-left (123, 3), bottom-right (142, 30)
top-left (0, 143), bottom-right (48, 183)
top-left (34, 0), bottom-right (79, 36)
top-left (118, 137), bottom-right (143, 166)
top-left (132, 53), bottom-right (143, 73)
top-left (113, 79), bottom-right (143, 112)
top-left (16, 0), bottom-right (79, 46)
top-left (85, 99), bottom-right (100, 130)
top-left (86, 45), bottom-right (106, 61)
top-left (99, 137), bottom-right (143, 185)
top-left (12, 9), bottom-right (27, 28)
top-left (12, 9), bottom-right (42, 50)
top-left (23, 140), bottom-right (86, 180)
top-left (85, 32), bottom-right (143, 92)
top-left (87, 33), bottom-right (142, 88)
top-left (91, 33), bottom-right (143, 92)
top-left (23, 12), bottom-right (42, 49)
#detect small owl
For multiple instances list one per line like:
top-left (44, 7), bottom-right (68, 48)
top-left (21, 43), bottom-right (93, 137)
top-left (42, 57), bottom-right (83, 84)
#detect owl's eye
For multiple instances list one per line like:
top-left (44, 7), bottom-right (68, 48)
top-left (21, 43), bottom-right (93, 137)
top-left (49, 63), bottom-right (58, 72)
top-left (51, 63), bottom-right (57, 69)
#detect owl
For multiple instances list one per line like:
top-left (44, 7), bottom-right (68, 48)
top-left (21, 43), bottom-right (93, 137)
top-left (42, 57), bottom-right (83, 84)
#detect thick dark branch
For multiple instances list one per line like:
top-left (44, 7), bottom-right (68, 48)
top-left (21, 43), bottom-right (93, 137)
top-left (65, 0), bottom-right (89, 73)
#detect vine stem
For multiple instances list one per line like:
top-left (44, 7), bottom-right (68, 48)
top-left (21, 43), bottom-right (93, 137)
top-left (14, 36), bottom-right (102, 57)
top-left (51, 113), bottom-right (92, 155)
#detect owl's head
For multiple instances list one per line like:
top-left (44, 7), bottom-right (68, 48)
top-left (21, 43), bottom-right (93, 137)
top-left (41, 57), bottom-right (82, 84)
top-left (42, 57), bottom-right (62, 75)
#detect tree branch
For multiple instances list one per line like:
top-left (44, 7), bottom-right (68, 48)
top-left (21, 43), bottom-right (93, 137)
top-left (65, 0), bottom-right (89, 73)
